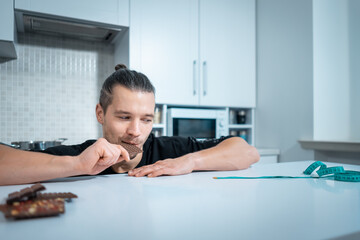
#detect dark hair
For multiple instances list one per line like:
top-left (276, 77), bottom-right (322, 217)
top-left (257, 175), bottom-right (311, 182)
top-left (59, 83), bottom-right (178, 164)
top-left (99, 64), bottom-right (155, 113)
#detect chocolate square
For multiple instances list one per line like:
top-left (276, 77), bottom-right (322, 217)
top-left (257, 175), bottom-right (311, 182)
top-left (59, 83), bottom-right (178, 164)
top-left (118, 140), bottom-right (142, 159)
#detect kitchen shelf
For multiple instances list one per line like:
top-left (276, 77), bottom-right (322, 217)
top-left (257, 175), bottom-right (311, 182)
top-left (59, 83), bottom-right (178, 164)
top-left (151, 105), bottom-right (255, 145)
top-left (151, 104), bottom-right (167, 137)
top-left (153, 124), bottom-right (165, 129)
top-left (228, 124), bottom-right (253, 129)
top-left (299, 139), bottom-right (360, 152)
top-left (227, 107), bottom-right (255, 146)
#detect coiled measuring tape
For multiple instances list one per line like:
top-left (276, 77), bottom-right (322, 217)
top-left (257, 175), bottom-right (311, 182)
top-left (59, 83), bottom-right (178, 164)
top-left (213, 161), bottom-right (360, 182)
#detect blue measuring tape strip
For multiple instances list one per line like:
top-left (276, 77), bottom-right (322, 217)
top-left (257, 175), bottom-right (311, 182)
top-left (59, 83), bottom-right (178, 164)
top-left (213, 161), bottom-right (360, 182)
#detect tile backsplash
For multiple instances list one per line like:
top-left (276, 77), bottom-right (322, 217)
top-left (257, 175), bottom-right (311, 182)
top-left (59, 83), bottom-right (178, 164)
top-left (0, 33), bottom-right (115, 145)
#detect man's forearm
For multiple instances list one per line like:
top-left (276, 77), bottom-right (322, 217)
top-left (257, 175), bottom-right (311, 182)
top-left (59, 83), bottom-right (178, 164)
top-left (0, 139), bottom-right (128, 185)
top-left (128, 137), bottom-right (260, 178)
top-left (0, 145), bottom-right (78, 185)
top-left (191, 137), bottom-right (259, 171)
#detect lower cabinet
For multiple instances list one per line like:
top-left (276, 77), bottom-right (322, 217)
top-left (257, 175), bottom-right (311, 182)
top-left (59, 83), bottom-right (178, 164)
top-left (258, 155), bottom-right (278, 164)
top-left (256, 149), bottom-right (280, 165)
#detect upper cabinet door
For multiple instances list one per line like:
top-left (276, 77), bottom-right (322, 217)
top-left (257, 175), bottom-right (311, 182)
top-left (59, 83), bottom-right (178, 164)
top-left (199, 0), bottom-right (256, 107)
top-left (15, 0), bottom-right (129, 26)
top-left (130, 0), bottom-right (256, 107)
top-left (130, 0), bottom-right (199, 105)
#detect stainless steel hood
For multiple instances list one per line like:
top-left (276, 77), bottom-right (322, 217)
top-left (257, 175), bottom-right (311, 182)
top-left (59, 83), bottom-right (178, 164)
top-left (15, 12), bottom-right (123, 43)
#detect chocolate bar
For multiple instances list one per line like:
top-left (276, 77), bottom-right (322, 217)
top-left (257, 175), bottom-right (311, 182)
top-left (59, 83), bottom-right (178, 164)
top-left (6, 183), bottom-right (46, 204)
top-left (118, 140), bottom-right (142, 159)
top-left (1, 184), bottom-right (77, 220)
top-left (37, 192), bottom-right (78, 202)
top-left (0, 204), bottom-right (7, 213)
top-left (3, 199), bottom-right (65, 219)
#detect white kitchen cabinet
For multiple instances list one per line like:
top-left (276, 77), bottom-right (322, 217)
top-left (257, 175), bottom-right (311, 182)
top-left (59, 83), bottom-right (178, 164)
top-left (130, 0), bottom-right (198, 106)
top-left (199, 0), bottom-right (256, 107)
top-left (130, 0), bottom-right (256, 107)
top-left (15, 0), bottom-right (129, 26)
top-left (258, 155), bottom-right (278, 164)
top-left (0, 0), bottom-right (17, 59)
top-left (256, 149), bottom-right (280, 165)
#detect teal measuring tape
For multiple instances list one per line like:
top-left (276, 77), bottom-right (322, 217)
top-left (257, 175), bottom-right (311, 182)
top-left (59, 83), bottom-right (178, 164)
top-left (213, 161), bottom-right (360, 182)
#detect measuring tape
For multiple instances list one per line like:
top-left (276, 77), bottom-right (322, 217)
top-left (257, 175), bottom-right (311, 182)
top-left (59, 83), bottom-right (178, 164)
top-left (213, 161), bottom-right (360, 182)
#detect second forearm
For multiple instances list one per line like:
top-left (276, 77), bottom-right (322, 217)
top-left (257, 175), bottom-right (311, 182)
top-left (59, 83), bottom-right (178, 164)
top-left (189, 137), bottom-right (259, 171)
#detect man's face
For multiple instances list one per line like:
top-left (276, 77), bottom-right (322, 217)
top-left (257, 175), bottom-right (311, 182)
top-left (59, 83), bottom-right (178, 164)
top-left (96, 85), bottom-right (155, 149)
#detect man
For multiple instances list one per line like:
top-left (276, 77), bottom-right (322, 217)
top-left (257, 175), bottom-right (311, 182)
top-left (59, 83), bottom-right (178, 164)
top-left (0, 64), bottom-right (259, 185)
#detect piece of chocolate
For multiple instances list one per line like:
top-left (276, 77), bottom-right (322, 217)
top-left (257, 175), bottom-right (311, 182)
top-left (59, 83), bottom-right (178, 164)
top-left (19, 187), bottom-right (34, 199)
top-left (6, 184), bottom-right (46, 204)
top-left (6, 192), bottom-right (21, 204)
top-left (37, 192), bottom-right (78, 202)
top-left (30, 183), bottom-right (46, 192)
top-left (3, 199), bottom-right (65, 219)
top-left (118, 140), bottom-right (142, 159)
top-left (0, 204), bottom-right (7, 213)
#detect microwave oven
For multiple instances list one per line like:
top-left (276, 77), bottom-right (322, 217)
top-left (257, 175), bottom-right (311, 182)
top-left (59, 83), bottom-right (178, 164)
top-left (167, 108), bottom-right (228, 139)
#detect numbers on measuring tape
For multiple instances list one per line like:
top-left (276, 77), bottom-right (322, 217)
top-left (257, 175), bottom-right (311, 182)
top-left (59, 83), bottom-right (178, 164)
top-left (317, 166), bottom-right (344, 177)
top-left (303, 161), bottom-right (326, 175)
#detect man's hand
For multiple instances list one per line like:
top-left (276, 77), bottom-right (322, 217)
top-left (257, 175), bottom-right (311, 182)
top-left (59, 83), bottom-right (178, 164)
top-left (0, 138), bottom-right (132, 185)
top-left (75, 138), bottom-right (130, 175)
top-left (127, 137), bottom-right (260, 178)
top-left (128, 156), bottom-right (195, 177)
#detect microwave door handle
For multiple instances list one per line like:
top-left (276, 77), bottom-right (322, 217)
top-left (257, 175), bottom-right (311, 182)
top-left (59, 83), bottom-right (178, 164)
top-left (193, 60), bottom-right (197, 95)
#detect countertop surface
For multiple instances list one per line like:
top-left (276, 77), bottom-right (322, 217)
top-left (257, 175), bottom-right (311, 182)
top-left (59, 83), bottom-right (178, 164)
top-left (1, 161), bottom-right (360, 240)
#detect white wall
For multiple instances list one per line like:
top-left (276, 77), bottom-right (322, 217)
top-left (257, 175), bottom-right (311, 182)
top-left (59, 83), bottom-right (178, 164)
top-left (349, 0), bottom-right (360, 140)
top-left (256, 0), bottom-right (360, 164)
top-left (255, 0), bottom-right (314, 162)
top-left (0, 33), bottom-right (114, 145)
top-left (313, 0), bottom-right (351, 140)
top-left (312, 0), bottom-right (360, 165)
top-left (313, 0), bottom-right (360, 141)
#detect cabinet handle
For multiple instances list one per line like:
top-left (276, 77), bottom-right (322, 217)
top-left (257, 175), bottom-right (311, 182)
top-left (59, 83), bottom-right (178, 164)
top-left (203, 61), bottom-right (207, 96)
top-left (193, 60), bottom-right (197, 95)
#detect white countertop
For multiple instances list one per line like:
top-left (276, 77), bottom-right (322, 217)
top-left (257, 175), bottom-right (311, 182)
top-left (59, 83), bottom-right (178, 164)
top-left (1, 161), bottom-right (360, 240)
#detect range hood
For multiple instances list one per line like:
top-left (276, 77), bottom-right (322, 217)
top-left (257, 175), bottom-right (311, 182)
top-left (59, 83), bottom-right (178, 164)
top-left (15, 13), bottom-right (123, 43)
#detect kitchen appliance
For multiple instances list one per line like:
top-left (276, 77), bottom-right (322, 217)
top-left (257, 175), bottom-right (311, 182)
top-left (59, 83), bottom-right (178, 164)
top-left (11, 138), bottom-right (67, 151)
top-left (15, 12), bottom-right (123, 43)
top-left (167, 108), bottom-right (228, 139)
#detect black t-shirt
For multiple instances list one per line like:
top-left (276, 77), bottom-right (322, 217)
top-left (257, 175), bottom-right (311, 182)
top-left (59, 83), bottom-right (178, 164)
top-left (42, 134), bottom-right (232, 175)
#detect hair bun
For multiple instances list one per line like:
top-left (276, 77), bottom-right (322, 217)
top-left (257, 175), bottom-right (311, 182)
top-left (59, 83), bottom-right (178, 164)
top-left (115, 64), bottom-right (127, 71)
